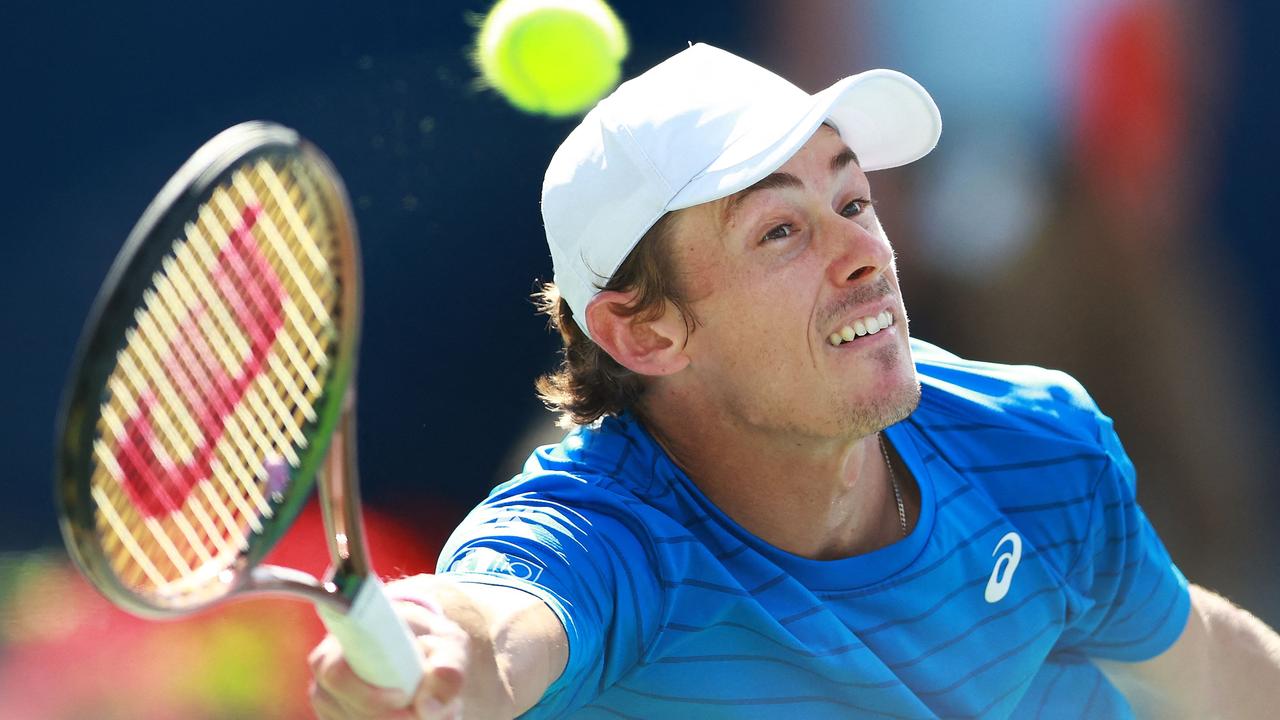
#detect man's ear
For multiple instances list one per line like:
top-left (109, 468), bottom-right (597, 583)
top-left (586, 290), bottom-right (690, 377)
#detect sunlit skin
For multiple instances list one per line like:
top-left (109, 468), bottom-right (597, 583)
top-left (587, 126), bottom-right (922, 560)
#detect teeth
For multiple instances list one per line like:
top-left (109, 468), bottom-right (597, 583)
top-left (828, 310), bottom-right (895, 346)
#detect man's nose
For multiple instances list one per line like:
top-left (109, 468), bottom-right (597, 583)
top-left (822, 213), bottom-right (892, 288)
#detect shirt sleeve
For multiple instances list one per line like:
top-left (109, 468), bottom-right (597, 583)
top-left (436, 479), bottom-right (662, 718)
top-left (1057, 413), bottom-right (1191, 661)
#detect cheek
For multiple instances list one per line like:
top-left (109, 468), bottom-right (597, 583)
top-left (683, 238), bottom-right (826, 357)
top-left (704, 276), bottom-right (815, 359)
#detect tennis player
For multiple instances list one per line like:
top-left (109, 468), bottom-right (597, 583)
top-left (309, 44), bottom-right (1280, 719)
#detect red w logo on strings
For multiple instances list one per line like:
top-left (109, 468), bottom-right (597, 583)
top-left (113, 204), bottom-right (286, 518)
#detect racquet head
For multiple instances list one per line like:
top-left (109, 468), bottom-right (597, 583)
top-left (56, 121), bottom-right (364, 618)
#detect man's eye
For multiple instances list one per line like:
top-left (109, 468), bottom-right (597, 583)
top-left (841, 198), bottom-right (874, 218)
top-left (762, 224), bottom-right (793, 243)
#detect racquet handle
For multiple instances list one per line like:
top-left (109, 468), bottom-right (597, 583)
top-left (316, 577), bottom-right (423, 696)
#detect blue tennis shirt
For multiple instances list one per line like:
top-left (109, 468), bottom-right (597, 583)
top-left (437, 339), bottom-right (1190, 718)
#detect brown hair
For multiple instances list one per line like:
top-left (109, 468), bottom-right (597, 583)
top-left (534, 212), bottom-right (695, 427)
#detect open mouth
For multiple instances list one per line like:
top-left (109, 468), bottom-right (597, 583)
top-left (827, 310), bottom-right (896, 347)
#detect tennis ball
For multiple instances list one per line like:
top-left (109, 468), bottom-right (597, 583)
top-left (475, 0), bottom-right (629, 117)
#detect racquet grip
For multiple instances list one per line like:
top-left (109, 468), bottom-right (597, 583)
top-left (316, 577), bottom-right (423, 696)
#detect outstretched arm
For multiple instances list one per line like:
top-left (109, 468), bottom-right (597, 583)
top-left (309, 574), bottom-right (567, 719)
top-left (1096, 584), bottom-right (1280, 720)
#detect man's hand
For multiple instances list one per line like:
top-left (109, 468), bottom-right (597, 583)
top-left (307, 574), bottom-right (568, 720)
top-left (309, 595), bottom-right (470, 719)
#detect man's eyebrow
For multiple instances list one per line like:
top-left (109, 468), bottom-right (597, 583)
top-left (722, 172), bottom-right (802, 225)
top-left (832, 148), bottom-right (860, 172)
top-left (721, 148), bottom-right (861, 226)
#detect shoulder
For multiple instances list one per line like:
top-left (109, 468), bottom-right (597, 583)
top-left (904, 342), bottom-right (1143, 591)
top-left (904, 339), bottom-right (1130, 525)
top-left (445, 414), bottom-right (679, 556)
top-left (496, 413), bottom-right (668, 509)
top-left (909, 338), bottom-right (1105, 447)
top-left (437, 417), bottom-right (674, 603)
top-left (437, 420), bottom-right (675, 716)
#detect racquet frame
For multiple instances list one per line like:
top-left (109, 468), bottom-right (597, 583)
top-left (56, 122), bottom-right (378, 618)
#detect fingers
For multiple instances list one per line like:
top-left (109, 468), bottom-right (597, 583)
top-left (413, 694), bottom-right (463, 720)
top-left (398, 599), bottom-right (469, 706)
top-left (419, 632), bottom-right (467, 702)
top-left (311, 678), bottom-right (419, 720)
top-left (308, 586), bottom-right (472, 720)
top-left (309, 636), bottom-right (416, 717)
top-left (309, 635), bottom-right (468, 720)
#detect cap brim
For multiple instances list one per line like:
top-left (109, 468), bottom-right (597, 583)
top-left (668, 69), bottom-right (941, 211)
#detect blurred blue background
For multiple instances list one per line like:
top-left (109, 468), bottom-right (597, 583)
top-left (1, 0), bottom-right (1277, 716)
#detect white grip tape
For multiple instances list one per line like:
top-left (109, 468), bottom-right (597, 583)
top-left (317, 577), bottom-right (423, 696)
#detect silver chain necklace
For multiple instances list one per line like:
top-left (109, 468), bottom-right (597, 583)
top-left (878, 433), bottom-right (908, 539)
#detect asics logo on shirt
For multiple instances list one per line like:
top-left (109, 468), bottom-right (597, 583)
top-left (984, 532), bottom-right (1023, 603)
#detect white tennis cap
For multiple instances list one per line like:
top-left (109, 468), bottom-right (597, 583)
top-left (541, 43), bottom-right (942, 337)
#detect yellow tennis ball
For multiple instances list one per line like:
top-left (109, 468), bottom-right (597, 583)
top-left (475, 0), bottom-right (628, 117)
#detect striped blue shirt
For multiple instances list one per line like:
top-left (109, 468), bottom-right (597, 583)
top-left (437, 339), bottom-right (1190, 718)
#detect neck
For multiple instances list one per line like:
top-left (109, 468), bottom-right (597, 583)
top-left (636, 394), bottom-right (911, 560)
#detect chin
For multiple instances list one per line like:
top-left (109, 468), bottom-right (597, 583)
top-left (842, 375), bottom-right (921, 437)
top-left (880, 376), bottom-right (923, 426)
top-left (838, 334), bottom-right (922, 435)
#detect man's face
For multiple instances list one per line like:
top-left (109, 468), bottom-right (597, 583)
top-left (667, 126), bottom-right (920, 440)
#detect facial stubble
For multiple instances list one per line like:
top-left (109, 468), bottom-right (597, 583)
top-left (837, 339), bottom-right (921, 439)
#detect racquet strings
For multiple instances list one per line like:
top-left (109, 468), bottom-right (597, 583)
top-left (90, 155), bottom-right (343, 606)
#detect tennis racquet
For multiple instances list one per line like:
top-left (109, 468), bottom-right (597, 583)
top-left (55, 121), bottom-right (423, 695)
